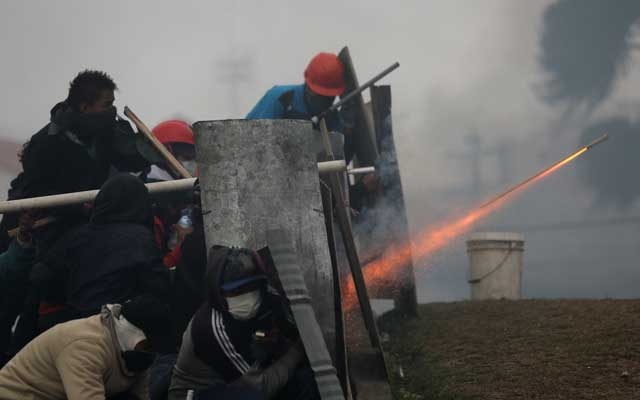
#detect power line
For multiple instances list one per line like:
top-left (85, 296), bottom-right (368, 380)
top-left (488, 216), bottom-right (640, 233)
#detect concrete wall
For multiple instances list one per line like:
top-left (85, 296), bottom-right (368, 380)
top-left (193, 119), bottom-right (335, 340)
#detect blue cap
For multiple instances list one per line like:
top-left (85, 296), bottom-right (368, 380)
top-left (221, 275), bottom-right (267, 292)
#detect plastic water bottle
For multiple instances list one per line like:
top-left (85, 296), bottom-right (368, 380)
top-left (168, 209), bottom-right (193, 250)
top-left (177, 212), bottom-right (193, 230)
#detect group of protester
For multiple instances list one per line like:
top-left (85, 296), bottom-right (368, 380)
top-left (0, 51), bottom-right (353, 400)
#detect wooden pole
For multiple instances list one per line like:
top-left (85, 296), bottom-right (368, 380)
top-left (0, 161), bottom-right (362, 215)
top-left (319, 118), bottom-right (381, 349)
top-left (320, 184), bottom-right (352, 399)
top-left (0, 178), bottom-right (197, 214)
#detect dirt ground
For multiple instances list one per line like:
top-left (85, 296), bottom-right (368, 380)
top-left (380, 299), bottom-right (640, 400)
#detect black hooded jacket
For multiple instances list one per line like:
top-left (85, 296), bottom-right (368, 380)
top-left (190, 247), bottom-right (296, 382)
top-left (30, 174), bottom-right (170, 317)
top-left (20, 102), bottom-right (156, 198)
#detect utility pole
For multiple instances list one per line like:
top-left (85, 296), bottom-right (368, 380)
top-left (216, 2), bottom-right (254, 117)
top-left (448, 131), bottom-right (514, 199)
top-left (217, 53), bottom-right (254, 117)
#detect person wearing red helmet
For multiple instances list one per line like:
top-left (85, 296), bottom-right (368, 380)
top-left (246, 52), bottom-right (355, 161)
top-left (141, 120), bottom-right (209, 399)
top-left (143, 119), bottom-right (202, 283)
top-left (145, 120), bottom-right (197, 182)
top-left (142, 120), bottom-right (203, 270)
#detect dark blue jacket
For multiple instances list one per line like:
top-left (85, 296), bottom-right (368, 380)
top-left (246, 84), bottom-right (342, 131)
top-left (246, 84), bottom-right (354, 161)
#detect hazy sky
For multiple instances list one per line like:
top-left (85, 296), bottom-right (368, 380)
top-left (1, 1), bottom-right (638, 302)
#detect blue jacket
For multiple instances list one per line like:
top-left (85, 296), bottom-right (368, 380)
top-left (246, 84), bottom-right (342, 131)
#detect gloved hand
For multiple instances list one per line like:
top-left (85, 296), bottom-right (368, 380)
top-left (231, 340), bottom-right (305, 398)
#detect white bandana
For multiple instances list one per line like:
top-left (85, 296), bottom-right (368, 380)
top-left (107, 304), bottom-right (147, 352)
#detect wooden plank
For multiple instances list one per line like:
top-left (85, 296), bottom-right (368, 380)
top-left (319, 119), bottom-right (380, 349)
top-left (338, 47), bottom-right (379, 167)
top-left (320, 184), bottom-right (353, 399)
top-left (124, 106), bottom-right (192, 179)
top-left (266, 229), bottom-right (345, 400)
top-left (369, 85), bottom-right (418, 316)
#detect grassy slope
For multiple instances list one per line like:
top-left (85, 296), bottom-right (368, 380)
top-left (382, 299), bottom-right (640, 400)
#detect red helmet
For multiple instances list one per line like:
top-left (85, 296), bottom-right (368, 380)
top-left (152, 120), bottom-right (195, 145)
top-left (304, 52), bottom-right (345, 97)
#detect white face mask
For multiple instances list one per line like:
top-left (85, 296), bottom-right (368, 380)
top-left (181, 160), bottom-right (198, 177)
top-left (226, 290), bottom-right (262, 321)
top-left (107, 304), bottom-right (147, 352)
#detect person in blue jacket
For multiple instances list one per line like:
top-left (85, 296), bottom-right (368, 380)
top-left (246, 52), bottom-right (356, 162)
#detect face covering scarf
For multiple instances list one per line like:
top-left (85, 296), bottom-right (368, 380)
top-left (72, 105), bottom-right (118, 139)
top-left (108, 304), bottom-right (156, 372)
top-left (226, 290), bottom-right (262, 321)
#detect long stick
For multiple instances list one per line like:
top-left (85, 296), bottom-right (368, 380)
top-left (320, 184), bottom-right (352, 399)
top-left (319, 119), bottom-right (381, 349)
top-left (124, 106), bottom-right (193, 179)
top-left (0, 160), bottom-right (370, 215)
top-left (312, 62), bottom-right (400, 124)
top-left (0, 178), bottom-right (197, 214)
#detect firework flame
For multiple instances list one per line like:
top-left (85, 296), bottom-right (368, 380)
top-left (344, 135), bottom-right (607, 308)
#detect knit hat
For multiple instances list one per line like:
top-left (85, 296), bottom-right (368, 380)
top-left (120, 295), bottom-right (175, 353)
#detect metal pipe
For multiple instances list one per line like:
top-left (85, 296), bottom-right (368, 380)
top-left (317, 160), bottom-right (345, 174)
top-left (315, 161), bottom-right (375, 175)
top-left (311, 62), bottom-right (400, 124)
top-left (348, 166), bottom-right (375, 175)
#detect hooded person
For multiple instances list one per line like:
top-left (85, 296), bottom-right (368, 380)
top-left (0, 295), bottom-right (173, 400)
top-left (168, 246), bottom-right (320, 400)
top-left (26, 174), bottom-right (170, 336)
top-left (20, 70), bottom-right (159, 199)
top-left (0, 70), bottom-right (162, 258)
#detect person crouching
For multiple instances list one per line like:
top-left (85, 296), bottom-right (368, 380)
top-left (168, 246), bottom-right (320, 400)
top-left (0, 295), bottom-right (173, 400)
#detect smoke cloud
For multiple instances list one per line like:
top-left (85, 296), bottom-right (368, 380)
top-left (580, 118), bottom-right (640, 207)
top-left (539, 0), bottom-right (640, 109)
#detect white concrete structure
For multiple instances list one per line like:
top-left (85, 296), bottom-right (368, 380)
top-left (467, 232), bottom-right (524, 300)
top-left (193, 119), bottom-right (335, 344)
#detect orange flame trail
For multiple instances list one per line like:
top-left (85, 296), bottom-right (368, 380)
top-left (344, 143), bottom-right (595, 308)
